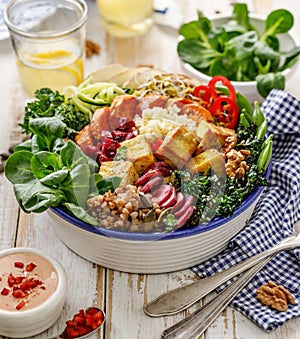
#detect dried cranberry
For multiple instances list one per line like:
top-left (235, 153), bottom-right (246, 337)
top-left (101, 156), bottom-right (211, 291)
top-left (117, 119), bottom-right (135, 132)
top-left (111, 130), bottom-right (128, 142)
top-left (101, 138), bottom-right (120, 157)
top-left (80, 145), bottom-right (100, 159)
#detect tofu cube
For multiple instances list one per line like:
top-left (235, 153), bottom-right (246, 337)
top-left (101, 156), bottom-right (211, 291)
top-left (196, 120), bottom-right (236, 146)
top-left (156, 126), bottom-right (198, 169)
top-left (186, 149), bottom-right (225, 176)
top-left (121, 135), bottom-right (155, 174)
top-left (99, 161), bottom-right (139, 186)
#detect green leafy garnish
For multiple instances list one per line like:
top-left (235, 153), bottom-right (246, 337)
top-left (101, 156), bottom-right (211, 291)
top-left (4, 117), bottom-right (112, 225)
top-left (21, 88), bottom-right (90, 139)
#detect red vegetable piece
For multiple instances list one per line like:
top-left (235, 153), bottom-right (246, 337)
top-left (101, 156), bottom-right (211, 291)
top-left (15, 276), bottom-right (25, 284)
top-left (117, 119), bottom-right (135, 132)
top-left (14, 261), bottom-right (24, 269)
top-left (1, 287), bottom-right (10, 296)
top-left (209, 96), bottom-right (239, 129)
top-left (61, 307), bottom-right (104, 338)
top-left (141, 161), bottom-right (171, 177)
top-left (7, 273), bottom-right (16, 287)
top-left (25, 262), bottom-right (37, 272)
top-left (173, 195), bottom-right (194, 218)
top-left (151, 137), bottom-right (164, 152)
top-left (111, 130), bottom-right (128, 142)
top-left (16, 300), bottom-right (26, 310)
top-left (208, 75), bottom-right (237, 102)
top-left (176, 205), bottom-right (195, 229)
top-left (135, 169), bottom-right (161, 186)
top-left (193, 85), bottom-right (218, 103)
top-left (171, 192), bottom-right (185, 212)
top-left (140, 175), bottom-right (164, 193)
top-left (152, 185), bottom-right (173, 206)
top-left (160, 186), bottom-right (177, 209)
top-left (12, 288), bottom-right (28, 298)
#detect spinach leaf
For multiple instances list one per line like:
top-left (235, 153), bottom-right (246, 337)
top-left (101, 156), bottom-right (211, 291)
top-left (63, 202), bottom-right (99, 226)
top-left (179, 11), bottom-right (211, 42)
top-left (177, 39), bottom-right (220, 69)
top-left (14, 181), bottom-right (66, 213)
top-left (225, 31), bottom-right (258, 59)
top-left (256, 72), bottom-right (285, 98)
top-left (90, 173), bottom-right (122, 196)
top-left (5, 151), bottom-right (35, 184)
top-left (29, 117), bottom-right (65, 151)
top-left (263, 9), bottom-right (294, 37)
top-left (31, 152), bottom-right (61, 179)
top-left (39, 170), bottom-right (70, 187)
top-left (254, 41), bottom-right (281, 72)
top-left (279, 46), bottom-right (300, 71)
top-left (56, 141), bottom-right (90, 206)
top-left (231, 3), bottom-right (255, 32)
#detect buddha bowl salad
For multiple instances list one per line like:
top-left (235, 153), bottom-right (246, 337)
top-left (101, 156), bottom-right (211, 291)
top-left (5, 67), bottom-right (273, 233)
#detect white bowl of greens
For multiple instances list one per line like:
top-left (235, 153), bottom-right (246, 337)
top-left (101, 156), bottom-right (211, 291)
top-left (178, 3), bottom-right (300, 102)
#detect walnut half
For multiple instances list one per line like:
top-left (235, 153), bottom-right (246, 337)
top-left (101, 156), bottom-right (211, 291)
top-left (256, 280), bottom-right (295, 312)
top-left (225, 149), bottom-right (250, 179)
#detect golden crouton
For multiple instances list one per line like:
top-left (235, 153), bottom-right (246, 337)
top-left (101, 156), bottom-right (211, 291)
top-left (120, 135), bottom-right (155, 174)
top-left (156, 126), bottom-right (198, 169)
top-left (99, 161), bottom-right (139, 186)
top-left (186, 149), bottom-right (225, 176)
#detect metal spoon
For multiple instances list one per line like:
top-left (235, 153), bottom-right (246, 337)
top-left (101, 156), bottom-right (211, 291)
top-left (144, 221), bottom-right (300, 317)
top-left (161, 255), bottom-right (274, 339)
top-left (51, 307), bottom-right (105, 339)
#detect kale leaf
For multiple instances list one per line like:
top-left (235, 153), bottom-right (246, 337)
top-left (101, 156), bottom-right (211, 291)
top-left (21, 88), bottom-right (90, 139)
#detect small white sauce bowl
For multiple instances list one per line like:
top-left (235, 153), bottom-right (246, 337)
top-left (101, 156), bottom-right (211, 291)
top-left (0, 247), bottom-right (67, 338)
top-left (180, 14), bottom-right (300, 103)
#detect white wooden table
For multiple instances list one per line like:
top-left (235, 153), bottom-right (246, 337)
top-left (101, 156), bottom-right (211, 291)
top-left (0, 1), bottom-right (299, 338)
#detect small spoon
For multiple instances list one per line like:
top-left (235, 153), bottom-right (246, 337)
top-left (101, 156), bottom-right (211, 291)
top-left (144, 221), bottom-right (300, 317)
top-left (51, 306), bottom-right (105, 339)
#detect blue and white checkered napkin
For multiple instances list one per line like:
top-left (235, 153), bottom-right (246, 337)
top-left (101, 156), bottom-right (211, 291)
top-left (192, 89), bottom-right (300, 332)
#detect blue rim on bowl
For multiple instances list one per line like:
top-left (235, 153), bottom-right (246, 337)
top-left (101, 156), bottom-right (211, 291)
top-left (51, 160), bottom-right (272, 242)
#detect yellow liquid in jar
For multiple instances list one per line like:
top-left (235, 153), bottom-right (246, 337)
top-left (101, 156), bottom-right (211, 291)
top-left (17, 49), bottom-right (84, 97)
top-left (97, 0), bottom-right (153, 37)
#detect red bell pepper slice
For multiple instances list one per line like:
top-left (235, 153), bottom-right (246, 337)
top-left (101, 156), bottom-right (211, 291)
top-left (209, 96), bottom-right (239, 129)
top-left (193, 85), bottom-right (218, 103)
top-left (208, 75), bottom-right (237, 102)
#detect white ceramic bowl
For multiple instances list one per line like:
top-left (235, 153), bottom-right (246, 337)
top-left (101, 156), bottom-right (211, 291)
top-left (0, 247), bottom-right (67, 338)
top-left (180, 14), bottom-right (299, 103)
top-left (48, 161), bottom-right (271, 274)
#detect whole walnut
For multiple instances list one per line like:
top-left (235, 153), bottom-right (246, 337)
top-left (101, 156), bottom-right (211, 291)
top-left (256, 280), bottom-right (295, 312)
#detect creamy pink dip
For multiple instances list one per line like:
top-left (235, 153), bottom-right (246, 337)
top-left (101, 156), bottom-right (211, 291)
top-left (0, 252), bottom-right (58, 311)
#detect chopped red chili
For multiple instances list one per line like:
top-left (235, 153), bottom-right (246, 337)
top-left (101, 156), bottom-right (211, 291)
top-left (7, 273), bottom-right (16, 287)
top-left (25, 262), bottom-right (37, 272)
top-left (60, 307), bottom-right (105, 338)
top-left (1, 260), bottom-right (44, 310)
top-left (1, 287), bottom-right (10, 296)
top-left (14, 261), bottom-right (24, 269)
top-left (15, 276), bottom-right (25, 284)
top-left (16, 300), bottom-right (26, 310)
